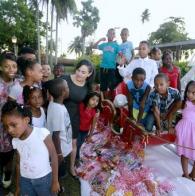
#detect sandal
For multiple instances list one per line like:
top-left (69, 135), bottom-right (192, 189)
top-left (182, 174), bottom-right (190, 179)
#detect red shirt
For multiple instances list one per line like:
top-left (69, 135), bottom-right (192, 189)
top-left (79, 102), bottom-right (96, 131)
top-left (160, 65), bottom-right (180, 89)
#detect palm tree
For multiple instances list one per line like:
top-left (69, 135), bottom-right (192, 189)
top-left (68, 36), bottom-right (82, 57)
top-left (141, 9), bottom-right (150, 24)
top-left (54, 0), bottom-right (76, 64)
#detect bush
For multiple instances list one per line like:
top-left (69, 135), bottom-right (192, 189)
top-left (174, 61), bottom-right (190, 77)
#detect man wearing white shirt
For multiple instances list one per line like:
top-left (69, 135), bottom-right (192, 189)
top-left (118, 41), bottom-right (158, 87)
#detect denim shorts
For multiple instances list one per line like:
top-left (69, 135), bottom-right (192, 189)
top-left (20, 172), bottom-right (53, 196)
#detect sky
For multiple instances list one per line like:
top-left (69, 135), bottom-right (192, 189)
top-left (55, 0), bottom-right (195, 57)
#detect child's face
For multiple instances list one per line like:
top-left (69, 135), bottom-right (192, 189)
top-left (29, 63), bottom-right (43, 82)
top-left (62, 80), bottom-right (69, 99)
top-left (53, 66), bottom-right (64, 78)
top-left (154, 78), bottom-right (168, 95)
top-left (132, 74), bottom-right (145, 89)
top-left (120, 30), bottom-right (129, 42)
top-left (1, 59), bottom-right (17, 79)
top-left (2, 115), bottom-right (29, 138)
top-left (163, 54), bottom-right (172, 66)
top-left (21, 53), bottom-right (36, 61)
top-left (88, 96), bottom-right (99, 108)
top-left (42, 64), bottom-right (51, 81)
top-left (187, 85), bottom-right (195, 102)
top-left (107, 30), bottom-right (115, 41)
top-left (139, 43), bottom-right (150, 58)
top-left (29, 90), bottom-right (43, 109)
top-left (75, 65), bottom-right (91, 82)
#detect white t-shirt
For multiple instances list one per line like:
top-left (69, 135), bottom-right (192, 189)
top-left (32, 107), bottom-right (46, 128)
top-left (118, 57), bottom-right (158, 87)
top-left (12, 127), bottom-right (51, 179)
top-left (46, 102), bottom-right (72, 157)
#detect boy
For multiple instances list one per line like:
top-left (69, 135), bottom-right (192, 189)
top-left (53, 64), bottom-right (65, 78)
top-left (94, 28), bottom-right (119, 98)
top-left (46, 78), bottom-right (72, 192)
top-left (119, 28), bottom-right (134, 64)
top-left (127, 67), bottom-right (151, 124)
top-left (118, 41), bottom-right (158, 87)
top-left (146, 73), bottom-right (181, 134)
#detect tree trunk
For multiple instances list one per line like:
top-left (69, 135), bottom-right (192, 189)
top-left (82, 37), bottom-right (85, 55)
top-left (49, 4), bottom-right (54, 67)
top-left (36, 2), bottom-right (41, 63)
top-left (45, 1), bottom-right (49, 64)
top-left (55, 13), bottom-right (58, 65)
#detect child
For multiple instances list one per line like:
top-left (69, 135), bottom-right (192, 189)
top-left (146, 73), bottom-right (181, 134)
top-left (1, 101), bottom-right (60, 195)
top-left (0, 51), bottom-right (18, 189)
top-left (118, 41), bottom-right (158, 87)
top-left (46, 78), bottom-right (72, 183)
top-left (18, 47), bottom-right (37, 60)
top-left (160, 50), bottom-right (181, 91)
top-left (119, 28), bottom-right (134, 64)
top-left (127, 68), bottom-right (151, 124)
top-left (8, 57), bottom-right (43, 104)
top-left (53, 64), bottom-right (65, 79)
top-left (77, 91), bottom-right (101, 156)
top-left (42, 64), bottom-right (51, 82)
top-left (23, 85), bottom-right (46, 128)
top-left (150, 47), bottom-right (162, 68)
top-left (176, 80), bottom-right (195, 180)
top-left (94, 28), bottom-right (119, 98)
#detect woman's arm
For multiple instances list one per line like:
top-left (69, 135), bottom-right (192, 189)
top-left (44, 135), bottom-right (60, 194)
top-left (137, 85), bottom-right (151, 122)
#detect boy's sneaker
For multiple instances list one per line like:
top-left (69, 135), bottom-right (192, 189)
top-left (2, 172), bottom-right (12, 189)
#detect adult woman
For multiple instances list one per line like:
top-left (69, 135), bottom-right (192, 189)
top-left (62, 59), bottom-right (95, 177)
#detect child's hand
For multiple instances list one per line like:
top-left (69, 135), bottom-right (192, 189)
top-left (168, 127), bottom-right (175, 134)
top-left (51, 180), bottom-right (60, 194)
top-left (155, 129), bottom-right (161, 136)
top-left (58, 154), bottom-right (64, 164)
top-left (95, 109), bottom-right (100, 118)
top-left (100, 37), bottom-right (106, 42)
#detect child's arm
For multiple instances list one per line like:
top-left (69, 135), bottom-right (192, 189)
top-left (15, 151), bottom-right (20, 196)
top-left (89, 110), bottom-right (100, 136)
top-left (166, 100), bottom-right (182, 133)
top-left (137, 85), bottom-right (151, 122)
top-left (52, 132), bottom-right (64, 163)
top-left (177, 69), bottom-right (181, 92)
top-left (153, 106), bottom-right (161, 135)
top-left (127, 91), bottom-right (135, 120)
top-left (44, 135), bottom-right (60, 194)
top-left (93, 38), bottom-right (106, 49)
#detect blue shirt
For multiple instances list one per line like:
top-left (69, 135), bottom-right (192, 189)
top-left (127, 80), bottom-right (150, 112)
top-left (98, 42), bottom-right (119, 69)
top-left (119, 41), bottom-right (133, 62)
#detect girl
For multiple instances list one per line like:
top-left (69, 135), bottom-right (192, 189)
top-left (176, 80), bottom-right (195, 180)
top-left (1, 101), bottom-right (60, 195)
top-left (150, 47), bottom-right (162, 69)
top-left (23, 85), bottom-right (46, 128)
top-left (0, 51), bottom-right (18, 189)
top-left (77, 91), bottom-right (101, 156)
top-left (8, 57), bottom-right (43, 104)
top-left (160, 50), bottom-right (181, 91)
top-left (127, 67), bottom-right (151, 124)
top-left (62, 59), bottom-right (95, 177)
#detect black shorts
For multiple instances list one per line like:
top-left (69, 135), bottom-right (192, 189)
top-left (100, 68), bottom-right (117, 91)
top-left (0, 150), bottom-right (14, 170)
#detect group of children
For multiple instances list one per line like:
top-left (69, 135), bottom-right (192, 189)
top-left (0, 27), bottom-right (195, 195)
top-left (0, 50), bottom-right (101, 195)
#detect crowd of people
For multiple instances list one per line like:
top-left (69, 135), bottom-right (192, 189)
top-left (0, 27), bottom-right (195, 195)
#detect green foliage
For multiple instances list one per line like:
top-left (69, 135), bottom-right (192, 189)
top-left (148, 17), bottom-right (189, 45)
top-left (174, 61), bottom-right (190, 77)
top-left (0, 0), bottom-right (46, 50)
top-left (68, 36), bottom-right (83, 57)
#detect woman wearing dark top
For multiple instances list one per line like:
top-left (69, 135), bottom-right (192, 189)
top-left (62, 59), bottom-right (95, 177)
